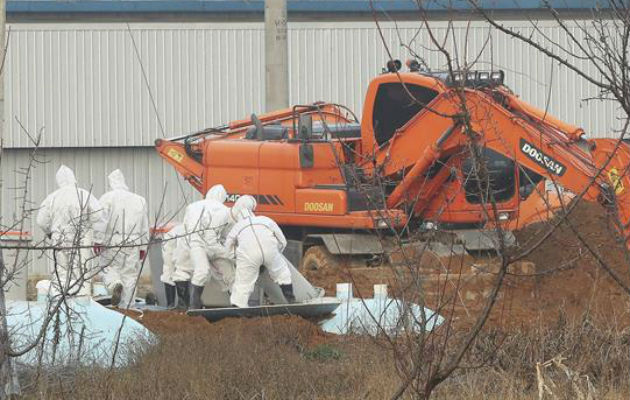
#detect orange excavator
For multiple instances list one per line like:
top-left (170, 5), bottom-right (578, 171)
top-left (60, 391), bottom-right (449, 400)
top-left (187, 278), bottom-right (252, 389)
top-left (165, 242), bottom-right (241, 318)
top-left (156, 61), bottom-right (630, 268)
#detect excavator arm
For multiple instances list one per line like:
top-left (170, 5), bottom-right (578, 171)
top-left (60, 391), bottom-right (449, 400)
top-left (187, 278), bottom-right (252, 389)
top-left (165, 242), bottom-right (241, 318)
top-left (372, 88), bottom-right (630, 245)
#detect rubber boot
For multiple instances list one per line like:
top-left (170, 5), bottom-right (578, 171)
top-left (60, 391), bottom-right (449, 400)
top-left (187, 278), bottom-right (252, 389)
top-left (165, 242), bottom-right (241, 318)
top-left (111, 283), bottom-right (123, 307)
top-left (189, 285), bottom-right (204, 310)
top-left (145, 292), bottom-right (157, 306)
top-left (164, 283), bottom-right (176, 308)
top-left (280, 284), bottom-right (296, 304)
top-left (174, 281), bottom-right (190, 310)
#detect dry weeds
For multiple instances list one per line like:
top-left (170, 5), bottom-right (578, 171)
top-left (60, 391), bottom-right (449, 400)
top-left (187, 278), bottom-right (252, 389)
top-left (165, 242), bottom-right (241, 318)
top-left (12, 306), bottom-right (627, 400)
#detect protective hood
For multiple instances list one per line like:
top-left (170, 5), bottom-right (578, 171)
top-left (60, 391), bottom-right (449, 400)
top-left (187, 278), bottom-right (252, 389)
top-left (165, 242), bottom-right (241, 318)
top-left (55, 165), bottom-right (77, 188)
top-left (205, 184), bottom-right (227, 203)
top-left (232, 195), bottom-right (257, 221)
top-left (107, 169), bottom-right (130, 191)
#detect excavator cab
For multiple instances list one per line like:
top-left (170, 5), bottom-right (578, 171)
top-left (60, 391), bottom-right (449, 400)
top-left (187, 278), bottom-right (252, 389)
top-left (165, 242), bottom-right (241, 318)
top-left (357, 69), bottom-right (565, 231)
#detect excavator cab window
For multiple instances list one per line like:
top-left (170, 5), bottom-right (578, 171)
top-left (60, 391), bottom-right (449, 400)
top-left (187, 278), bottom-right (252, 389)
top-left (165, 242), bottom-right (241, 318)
top-left (517, 165), bottom-right (544, 199)
top-left (372, 83), bottom-right (438, 146)
top-left (462, 148), bottom-right (515, 204)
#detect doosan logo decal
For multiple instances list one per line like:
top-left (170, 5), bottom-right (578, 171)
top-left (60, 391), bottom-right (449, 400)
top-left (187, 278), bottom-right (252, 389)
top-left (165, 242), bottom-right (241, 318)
top-left (519, 139), bottom-right (566, 176)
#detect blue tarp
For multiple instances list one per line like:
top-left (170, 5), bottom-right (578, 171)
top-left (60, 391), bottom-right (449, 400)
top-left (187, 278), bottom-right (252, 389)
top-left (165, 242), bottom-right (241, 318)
top-left (6, 298), bottom-right (155, 368)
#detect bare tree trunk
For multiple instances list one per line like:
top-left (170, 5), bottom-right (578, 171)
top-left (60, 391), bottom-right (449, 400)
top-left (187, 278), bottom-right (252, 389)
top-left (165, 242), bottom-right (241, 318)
top-left (0, 251), bottom-right (19, 398)
top-left (0, 250), bottom-right (8, 399)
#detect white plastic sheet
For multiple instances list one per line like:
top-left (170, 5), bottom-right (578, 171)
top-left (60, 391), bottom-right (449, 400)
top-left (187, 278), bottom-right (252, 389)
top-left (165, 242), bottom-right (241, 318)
top-left (320, 284), bottom-right (444, 336)
top-left (6, 298), bottom-right (154, 368)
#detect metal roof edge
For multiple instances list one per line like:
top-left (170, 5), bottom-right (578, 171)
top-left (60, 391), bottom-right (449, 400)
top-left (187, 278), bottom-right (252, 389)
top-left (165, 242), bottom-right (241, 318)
top-left (6, 1), bottom-right (610, 15)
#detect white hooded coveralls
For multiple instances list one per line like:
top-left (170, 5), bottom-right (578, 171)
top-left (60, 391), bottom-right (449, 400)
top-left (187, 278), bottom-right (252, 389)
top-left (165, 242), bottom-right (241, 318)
top-left (178, 185), bottom-right (234, 289)
top-left (160, 223), bottom-right (190, 286)
top-left (224, 196), bottom-right (291, 308)
top-left (36, 165), bottom-right (105, 297)
top-left (99, 170), bottom-right (149, 308)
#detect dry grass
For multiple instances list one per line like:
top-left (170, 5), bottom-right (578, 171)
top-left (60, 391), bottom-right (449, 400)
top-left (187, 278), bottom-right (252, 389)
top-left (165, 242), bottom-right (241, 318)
top-left (433, 311), bottom-right (630, 400)
top-left (17, 309), bottom-right (630, 400)
top-left (22, 314), bottom-right (398, 399)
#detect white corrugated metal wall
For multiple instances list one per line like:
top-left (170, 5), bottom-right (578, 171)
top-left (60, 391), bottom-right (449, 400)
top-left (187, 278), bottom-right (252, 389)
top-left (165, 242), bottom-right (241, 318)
top-left (1, 20), bottom-right (620, 274)
top-left (4, 20), bottom-right (619, 148)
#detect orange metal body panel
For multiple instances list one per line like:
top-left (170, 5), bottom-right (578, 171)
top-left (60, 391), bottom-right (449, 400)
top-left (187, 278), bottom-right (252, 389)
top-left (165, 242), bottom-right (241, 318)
top-left (203, 139), bottom-right (265, 203)
top-left (294, 142), bottom-right (347, 189)
top-left (200, 139), bottom-right (347, 215)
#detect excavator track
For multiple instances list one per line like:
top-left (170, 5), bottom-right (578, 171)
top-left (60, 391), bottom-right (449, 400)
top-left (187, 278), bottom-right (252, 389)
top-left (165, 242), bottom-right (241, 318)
top-left (300, 237), bottom-right (471, 272)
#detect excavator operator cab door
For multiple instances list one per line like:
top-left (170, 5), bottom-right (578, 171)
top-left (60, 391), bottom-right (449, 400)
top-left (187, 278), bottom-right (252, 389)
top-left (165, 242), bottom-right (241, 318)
top-left (442, 147), bottom-right (521, 225)
top-left (454, 148), bottom-right (548, 226)
top-left (461, 148), bottom-right (517, 206)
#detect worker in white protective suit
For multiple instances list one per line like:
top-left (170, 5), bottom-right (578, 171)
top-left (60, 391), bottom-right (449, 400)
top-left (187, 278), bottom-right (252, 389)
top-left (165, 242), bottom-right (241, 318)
top-left (224, 195), bottom-right (295, 308)
top-left (160, 223), bottom-right (192, 308)
top-left (36, 165), bottom-right (105, 298)
top-left (180, 184), bottom-right (235, 309)
top-left (98, 169), bottom-right (149, 308)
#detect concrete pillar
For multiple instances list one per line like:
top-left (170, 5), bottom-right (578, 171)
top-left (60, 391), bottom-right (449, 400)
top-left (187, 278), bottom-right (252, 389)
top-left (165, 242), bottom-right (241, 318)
top-left (373, 284), bottom-right (388, 299)
top-left (264, 0), bottom-right (289, 111)
top-left (336, 282), bottom-right (353, 300)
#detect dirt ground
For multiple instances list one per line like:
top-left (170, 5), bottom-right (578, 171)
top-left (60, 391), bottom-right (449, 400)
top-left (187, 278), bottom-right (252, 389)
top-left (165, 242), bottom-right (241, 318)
top-left (27, 201), bottom-right (630, 399)
top-left (303, 201), bottom-right (630, 330)
top-left (512, 202), bottom-right (630, 324)
top-left (475, 201), bottom-right (629, 329)
top-left (138, 310), bottom-right (331, 348)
